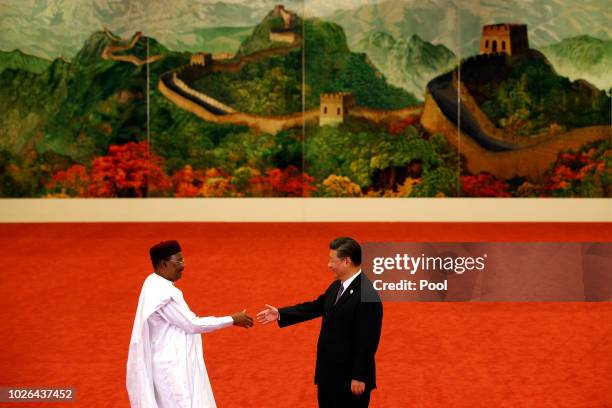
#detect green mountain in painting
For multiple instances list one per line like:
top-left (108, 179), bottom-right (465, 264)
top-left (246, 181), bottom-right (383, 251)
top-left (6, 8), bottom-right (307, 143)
top-left (0, 30), bottom-right (189, 161)
top-left (0, 50), bottom-right (53, 75)
top-left (328, 0), bottom-right (612, 56)
top-left (193, 15), bottom-right (418, 114)
top-left (354, 32), bottom-right (456, 98)
top-left (0, 26), bottom-right (304, 197)
top-left (236, 9), bottom-right (303, 56)
top-left (459, 50), bottom-right (611, 136)
top-left (187, 26), bottom-right (254, 55)
top-left (540, 35), bottom-right (612, 91)
top-left (303, 19), bottom-right (418, 108)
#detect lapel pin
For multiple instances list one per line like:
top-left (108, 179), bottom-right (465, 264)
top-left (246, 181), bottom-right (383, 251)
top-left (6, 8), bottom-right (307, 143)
top-left (350, 289), bottom-right (354, 295)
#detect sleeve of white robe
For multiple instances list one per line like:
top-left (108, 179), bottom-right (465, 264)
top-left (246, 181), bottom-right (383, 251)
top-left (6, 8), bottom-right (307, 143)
top-left (157, 299), bottom-right (234, 334)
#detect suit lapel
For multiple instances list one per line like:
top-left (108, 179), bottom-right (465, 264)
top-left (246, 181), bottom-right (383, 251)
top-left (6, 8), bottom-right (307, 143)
top-left (324, 280), bottom-right (342, 315)
top-left (324, 274), bottom-right (362, 324)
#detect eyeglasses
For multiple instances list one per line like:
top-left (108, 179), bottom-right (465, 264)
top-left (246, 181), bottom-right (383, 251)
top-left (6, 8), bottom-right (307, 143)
top-left (168, 258), bottom-right (184, 265)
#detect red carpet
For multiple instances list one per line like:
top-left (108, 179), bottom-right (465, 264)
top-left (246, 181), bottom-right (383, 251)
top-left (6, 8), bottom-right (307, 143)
top-left (0, 223), bottom-right (610, 407)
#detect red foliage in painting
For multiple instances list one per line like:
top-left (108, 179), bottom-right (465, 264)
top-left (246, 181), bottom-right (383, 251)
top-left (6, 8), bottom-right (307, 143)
top-left (461, 172), bottom-right (511, 197)
top-left (50, 148), bottom-right (317, 198)
top-left (248, 166), bottom-right (316, 197)
top-left (87, 142), bottom-right (170, 197)
top-left (199, 168), bottom-right (236, 197)
top-left (171, 166), bottom-right (236, 197)
top-left (48, 142), bottom-right (170, 197)
top-left (388, 116), bottom-right (419, 135)
top-left (47, 165), bottom-right (90, 196)
top-left (171, 165), bottom-right (206, 197)
top-left (541, 150), bottom-right (605, 194)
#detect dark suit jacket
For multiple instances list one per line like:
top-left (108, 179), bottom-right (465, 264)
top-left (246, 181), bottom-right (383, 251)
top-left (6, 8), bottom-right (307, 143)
top-left (278, 273), bottom-right (383, 392)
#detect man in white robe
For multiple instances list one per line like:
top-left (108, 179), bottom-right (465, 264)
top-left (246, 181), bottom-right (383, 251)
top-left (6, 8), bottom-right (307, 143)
top-left (127, 240), bottom-right (253, 408)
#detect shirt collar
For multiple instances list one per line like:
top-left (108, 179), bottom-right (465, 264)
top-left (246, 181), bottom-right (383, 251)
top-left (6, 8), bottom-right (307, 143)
top-left (341, 269), bottom-right (361, 290)
top-left (153, 272), bottom-right (175, 285)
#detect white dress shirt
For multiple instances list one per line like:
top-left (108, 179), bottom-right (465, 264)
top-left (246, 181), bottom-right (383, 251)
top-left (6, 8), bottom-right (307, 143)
top-left (339, 269), bottom-right (361, 294)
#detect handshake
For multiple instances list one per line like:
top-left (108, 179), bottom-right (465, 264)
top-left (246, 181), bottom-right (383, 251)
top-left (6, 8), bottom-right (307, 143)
top-left (230, 304), bottom-right (279, 328)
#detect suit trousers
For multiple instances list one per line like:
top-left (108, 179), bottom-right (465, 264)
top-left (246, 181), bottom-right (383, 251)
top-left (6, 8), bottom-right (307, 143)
top-left (317, 385), bottom-right (371, 408)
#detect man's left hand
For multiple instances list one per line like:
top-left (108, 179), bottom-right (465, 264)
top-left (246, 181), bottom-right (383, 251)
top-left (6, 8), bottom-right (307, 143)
top-left (351, 379), bottom-right (365, 396)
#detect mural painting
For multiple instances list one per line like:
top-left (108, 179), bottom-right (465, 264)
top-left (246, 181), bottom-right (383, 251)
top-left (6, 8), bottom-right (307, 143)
top-left (0, 0), bottom-right (609, 198)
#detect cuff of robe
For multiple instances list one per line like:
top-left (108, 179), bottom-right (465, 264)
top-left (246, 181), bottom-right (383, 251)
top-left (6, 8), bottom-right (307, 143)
top-left (220, 316), bottom-right (234, 327)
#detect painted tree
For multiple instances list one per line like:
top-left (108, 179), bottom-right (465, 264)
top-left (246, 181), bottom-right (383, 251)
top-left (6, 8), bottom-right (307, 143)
top-left (199, 168), bottom-right (236, 197)
top-left (47, 164), bottom-right (90, 197)
top-left (541, 140), bottom-right (610, 197)
top-left (88, 141), bottom-right (170, 197)
top-left (171, 165), bottom-right (206, 197)
top-left (460, 172), bottom-right (511, 197)
top-left (321, 175), bottom-right (362, 197)
top-left (48, 141), bottom-right (171, 197)
top-left (260, 166), bottom-right (316, 197)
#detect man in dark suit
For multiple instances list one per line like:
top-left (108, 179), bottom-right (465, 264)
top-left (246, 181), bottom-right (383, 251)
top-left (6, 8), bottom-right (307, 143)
top-left (257, 237), bottom-right (383, 407)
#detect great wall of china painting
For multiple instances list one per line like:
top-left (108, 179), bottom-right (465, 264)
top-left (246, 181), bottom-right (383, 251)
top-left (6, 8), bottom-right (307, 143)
top-left (0, 0), bottom-right (610, 198)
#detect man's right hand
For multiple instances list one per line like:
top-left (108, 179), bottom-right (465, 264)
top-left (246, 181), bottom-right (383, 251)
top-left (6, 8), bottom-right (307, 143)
top-left (256, 304), bottom-right (279, 324)
top-left (231, 309), bottom-right (254, 328)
